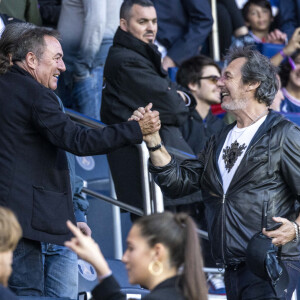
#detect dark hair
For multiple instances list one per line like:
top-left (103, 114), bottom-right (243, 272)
top-left (120, 0), bottom-right (154, 21)
top-left (176, 55), bottom-right (221, 89)
top-left (12, 26), bottom-right (60, 63)
top-left (242, 0), bottom-right (272, 22)
top-left (0, 23), bottom-right (36, 74)
top-left (225, 47), bottom-right (278, 106)
top-left (279, 50), bottom-right (300, 87)
top-left (134, 212), bottom-right (207, 300)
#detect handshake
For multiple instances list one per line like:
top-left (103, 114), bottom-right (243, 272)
top-left (129, 103), bottom-right (161, 139)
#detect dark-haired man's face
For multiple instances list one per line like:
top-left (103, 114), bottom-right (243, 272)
top-left (35, 35), bottom-right (66, 90)
top-left (120, 4), bottom-right (157, 44)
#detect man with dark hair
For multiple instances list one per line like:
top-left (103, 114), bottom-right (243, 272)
top-left (133, 47), bottom-right (300, 299)
top-left (0, 25), bottom-right (160, 296)
top-left (101, 0), bottom-right (193, 152)
top-left (100, 0), bottom-right (197, 212)
top-left (177, 55), bottom-right (225, 154)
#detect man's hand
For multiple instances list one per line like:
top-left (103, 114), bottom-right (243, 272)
top-left (77, 222), bottom-right (92, 236)
top-left (162, 55), bottom-right (176, 71)
top-left (128, 103), bottom-right (161, 135)
top-left (262, 216), bottom-right (296, 246)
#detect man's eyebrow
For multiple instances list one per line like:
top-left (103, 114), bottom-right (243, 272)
top-left (137, 17), bottom-right (157, 21)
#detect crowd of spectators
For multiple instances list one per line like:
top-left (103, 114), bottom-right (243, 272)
top-left (0, 0), bottom-right (300, 299)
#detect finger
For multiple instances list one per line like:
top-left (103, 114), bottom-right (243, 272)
top-left (137, 107), bottom-right (146, 114)
top-left (151, 110), bottom-right (160, 117)
top-left (67, 220), bottom-right (84, 239)
top-left (272, 216), bottom-right (285, 224)
top-left (134, 111), bottom-right (144, 118)
top-left (145, 102), bottom-right (153, 112)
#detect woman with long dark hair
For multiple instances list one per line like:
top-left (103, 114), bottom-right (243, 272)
top-left (65, 212), bottom-right (207, 300)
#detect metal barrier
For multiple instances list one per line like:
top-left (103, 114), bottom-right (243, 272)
top-left (66, 108), bottom-right (209, 243)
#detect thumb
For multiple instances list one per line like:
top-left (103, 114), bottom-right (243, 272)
top-left (145, 102), bottom-right (153, 112)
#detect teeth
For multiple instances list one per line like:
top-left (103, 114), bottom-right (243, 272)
top-left (53, 75), bottom-right (59, 78)
top-left (222, 92), bottom-right (229, 96)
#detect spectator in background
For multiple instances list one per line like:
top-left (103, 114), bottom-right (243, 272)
top-left (217, 0), bottom-right (249, 58)
top-left (278, 0), bottom-right (300, 39)
top-left (0, 0), bottom-right (42, 25)
top-left (152, 0), bottom-right (213, 71)
top-left (278, 50), bottom-right (300, 112)
top-left (231, 0), bottom-right (286, 49)
top-left (0, 207), bottom-right (22, 300)
top-left (65, 212), bottom-right (208, 300)
top-left (177, 55), bottom-right (225, 155)
top-left (57, 0), bottom-right (122, 120)
top-left (101, 0), bottom-right (193, 152)
top-left (176, 55), bottom-right (226, 296)
top-left (270, 27), bottom-right (300, 112)
top-left (38, 0), bottom-right (61, 28)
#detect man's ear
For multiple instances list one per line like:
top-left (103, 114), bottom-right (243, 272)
top-left (120, 18), bottom-right (128, 32)
top-left (247, 81), bottom-right (261, 92)
top-left (25, 52), bottom-right (38, 70)
top-left (188, 82), bottom-right (198, 92)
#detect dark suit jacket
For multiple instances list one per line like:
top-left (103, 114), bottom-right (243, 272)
top-left (92, 275), bottom-right (185, 300)
top-left (0, 65), bottom-right (142, 245)
top-left (0, 13), bottom-right (23, 25)
top-left (152, 0), bottom-right (213, 65)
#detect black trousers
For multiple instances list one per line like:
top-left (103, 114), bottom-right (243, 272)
top-left (224, 262), bottom-right (284, 300)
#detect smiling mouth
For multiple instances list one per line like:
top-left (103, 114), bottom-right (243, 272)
top-left (221, 92), bottom-right (229, 98)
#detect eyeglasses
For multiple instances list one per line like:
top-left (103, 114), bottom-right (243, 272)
top-left (198, 75), bottom-right (220, 84)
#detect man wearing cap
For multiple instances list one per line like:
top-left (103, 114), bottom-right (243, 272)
top-left (133, 47), bottom-right (300, 299)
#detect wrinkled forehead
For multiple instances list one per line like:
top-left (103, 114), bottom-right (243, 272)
top-left (224, 57), bottom-right (247, 77)
top-left (42, 35), bottom-right (63, 57)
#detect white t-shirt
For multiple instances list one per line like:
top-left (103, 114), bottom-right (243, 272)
top-left (218, 115), bottom-right (267, 193)
top-left (0, 18), bottom-right (5, 38)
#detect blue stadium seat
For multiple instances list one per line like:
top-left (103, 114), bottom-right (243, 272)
top-left (255, 42), bottom-right (284, 58)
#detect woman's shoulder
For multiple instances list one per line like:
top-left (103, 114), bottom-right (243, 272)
top-left (144, 277), bottom-right (185, 300)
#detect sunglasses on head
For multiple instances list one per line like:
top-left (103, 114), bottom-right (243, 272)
top-left (198, 75), bottom-right (220, 84)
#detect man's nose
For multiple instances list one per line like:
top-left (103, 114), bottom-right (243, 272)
top-left (58, 59), bottom-right (66, 72)
top-left (147, 21), bottom-right (155, 31)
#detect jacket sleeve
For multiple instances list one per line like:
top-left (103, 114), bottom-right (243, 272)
top-left (148, 156), bottom-right (204, 198)
top-left (280, 124), bottom-right (300, 198)
top-left (31, 88), bottom-right (143, 156)
top-left (278, 0), bottom-right (298, 39)
top-left (117, 59), bottom-right (190, 126)
top-left (166, 0), bottom-right (213, 65)
top-left (92, 275), bottom-right (126, 300)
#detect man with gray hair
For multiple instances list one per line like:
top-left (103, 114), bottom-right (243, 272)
top-left (132, 47), bottom-right (300, 299)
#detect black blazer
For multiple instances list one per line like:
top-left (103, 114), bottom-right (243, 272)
top-left (0, 65), bottom-right (142, 245)
top-left (92, 275), bottom-right (185, 300)
top-left (0, 13), bottom-right (22, 25)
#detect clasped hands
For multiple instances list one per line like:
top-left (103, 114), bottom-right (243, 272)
top-left (129, 103), bottom-right (162, 144)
